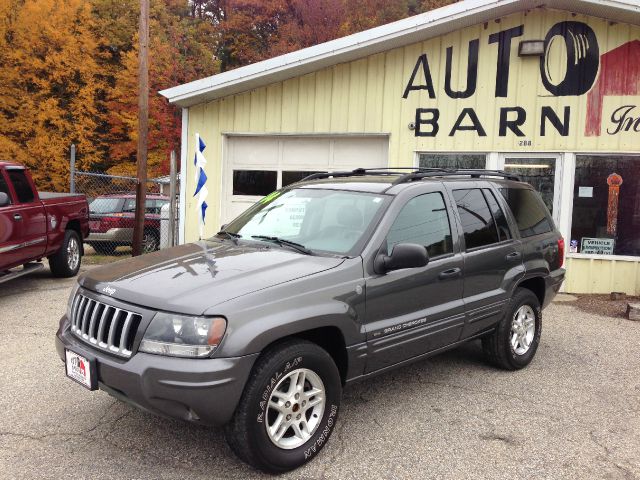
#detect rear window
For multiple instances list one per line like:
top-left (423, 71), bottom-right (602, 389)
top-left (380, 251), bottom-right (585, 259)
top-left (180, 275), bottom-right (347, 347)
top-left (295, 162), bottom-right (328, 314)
top-left (453, 189), bottom-right (499, 249)
top-left (89, 198), bottom-right (124, 214)
top-left (7, 169), bottom-right (34, 203)
top-left (500, 188), bottom-right (553, 237)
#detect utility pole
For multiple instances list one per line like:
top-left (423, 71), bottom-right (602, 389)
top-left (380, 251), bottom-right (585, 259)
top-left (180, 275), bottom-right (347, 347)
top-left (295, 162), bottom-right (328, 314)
top-left (132, 0), bottom-right (149, 256)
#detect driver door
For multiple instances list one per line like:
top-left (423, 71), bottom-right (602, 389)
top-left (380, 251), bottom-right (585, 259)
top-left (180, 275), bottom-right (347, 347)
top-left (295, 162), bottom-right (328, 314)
top-left (364, 190), bottom-right (465, 373)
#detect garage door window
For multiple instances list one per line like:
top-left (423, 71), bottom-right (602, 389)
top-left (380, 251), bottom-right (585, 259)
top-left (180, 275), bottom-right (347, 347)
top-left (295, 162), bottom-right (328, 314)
top-left (233, 170), bottom-right (277, 196)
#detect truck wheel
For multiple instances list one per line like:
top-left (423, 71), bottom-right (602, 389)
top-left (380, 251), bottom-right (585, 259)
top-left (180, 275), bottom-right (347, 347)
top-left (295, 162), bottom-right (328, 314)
top-left (142, 229), bottom-right (159, 253)
top-left (482, 288), bottom-right (542, 370)
top-left (49, 230), bottom-right (82, 278)
top-left (225, 340), bottom-right (341, 473)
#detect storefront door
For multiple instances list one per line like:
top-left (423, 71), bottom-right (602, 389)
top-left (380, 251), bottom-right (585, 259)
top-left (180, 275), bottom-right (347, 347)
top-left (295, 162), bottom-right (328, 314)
top-left (499, 154), bottom-right (562, 225)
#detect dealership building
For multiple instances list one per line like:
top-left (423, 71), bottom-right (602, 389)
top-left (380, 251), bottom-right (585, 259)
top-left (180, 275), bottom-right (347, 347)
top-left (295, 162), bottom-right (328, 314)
top-left (161, 0), bottom-right (640, 295)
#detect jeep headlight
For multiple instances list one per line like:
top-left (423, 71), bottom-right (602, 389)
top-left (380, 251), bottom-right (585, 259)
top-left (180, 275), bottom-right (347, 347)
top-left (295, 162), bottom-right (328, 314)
top-left (139, 312), bottom-right (227, 358)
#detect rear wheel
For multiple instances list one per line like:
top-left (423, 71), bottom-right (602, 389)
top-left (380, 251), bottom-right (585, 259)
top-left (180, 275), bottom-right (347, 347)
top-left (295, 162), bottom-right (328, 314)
top-left (49, 230), bottom-right (81, 278)
top-left (225, 340), bottom-right (341, 473)
top-left (142, 229), bottom-right (159, 253)
top-left (482, 288), bottom-right (542, 370)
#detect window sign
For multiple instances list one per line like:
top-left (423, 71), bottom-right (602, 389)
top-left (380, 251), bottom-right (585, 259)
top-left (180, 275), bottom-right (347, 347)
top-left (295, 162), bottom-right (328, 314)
top-left (578, 186), bottom-right (593, 198)
top-left (580, 238), bottom-right (615, 255)
top-left (571, 156), bottom-right (640, 257)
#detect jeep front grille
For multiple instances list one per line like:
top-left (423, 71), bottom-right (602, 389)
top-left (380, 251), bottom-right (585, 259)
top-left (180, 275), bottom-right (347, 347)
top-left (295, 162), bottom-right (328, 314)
top-left (69, 294), bottom-right (142, 358)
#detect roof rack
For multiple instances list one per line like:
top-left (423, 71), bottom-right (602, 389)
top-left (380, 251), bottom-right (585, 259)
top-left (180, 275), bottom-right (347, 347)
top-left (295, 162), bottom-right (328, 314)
top-left (300, 168), bottom-right (520, 184)
top-left (391, 169), bottom-right (521, 185)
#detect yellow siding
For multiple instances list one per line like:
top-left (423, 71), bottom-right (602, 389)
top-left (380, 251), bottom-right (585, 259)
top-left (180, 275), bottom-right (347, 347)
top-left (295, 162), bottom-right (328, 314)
top-left (184, 8), bottom-right (640, 242)
top-left (565, 257), bottom-right (640, 295)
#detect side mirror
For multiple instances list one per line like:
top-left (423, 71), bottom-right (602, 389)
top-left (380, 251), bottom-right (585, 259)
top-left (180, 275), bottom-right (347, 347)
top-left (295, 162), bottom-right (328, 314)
top-left (0, 192), bottom-right (10, 207)
top-left (375, 243), bottom-right (428, 273)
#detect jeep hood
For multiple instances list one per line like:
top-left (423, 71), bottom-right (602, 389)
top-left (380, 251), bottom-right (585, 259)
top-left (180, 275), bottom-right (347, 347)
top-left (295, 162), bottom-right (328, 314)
top-left (80, 240), bottom-right (345, 315)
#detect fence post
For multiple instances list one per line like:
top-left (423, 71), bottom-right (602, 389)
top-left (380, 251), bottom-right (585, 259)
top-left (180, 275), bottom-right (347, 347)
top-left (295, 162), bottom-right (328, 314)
top-left (70, 144), bottom-right (76, 193)
top-left (169, 150), bottom-right (177, 247)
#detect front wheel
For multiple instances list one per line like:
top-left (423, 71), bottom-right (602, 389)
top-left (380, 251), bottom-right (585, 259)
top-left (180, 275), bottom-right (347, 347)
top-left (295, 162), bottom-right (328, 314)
top-left (225, 340), bottom-right (342, 473)
top-left (49, 230), bottom-right (82, 278)
top-left (482, 288), bottom-right (542, 370)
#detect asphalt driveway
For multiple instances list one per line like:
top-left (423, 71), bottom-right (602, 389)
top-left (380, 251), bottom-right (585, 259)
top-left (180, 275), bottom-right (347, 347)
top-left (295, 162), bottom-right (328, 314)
top-left (1, 264), bottom-right (639, 479)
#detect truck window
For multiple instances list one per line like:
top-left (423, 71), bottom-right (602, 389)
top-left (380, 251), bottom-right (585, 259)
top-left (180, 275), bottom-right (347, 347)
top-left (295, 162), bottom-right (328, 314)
top-left (7, 169), bottom-right (34, 203)
top-left (387, 192), bottom-right (453, 258)
top-left (453, 189), bottom-right (499, 249)
top-left (499, 188), bottom-right (553, 237)
top-left (0, 173), bottom-right (11, 201)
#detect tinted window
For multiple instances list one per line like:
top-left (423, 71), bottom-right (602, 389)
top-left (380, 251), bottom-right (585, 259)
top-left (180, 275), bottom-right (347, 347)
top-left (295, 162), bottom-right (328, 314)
top-left (500, 188), bottom-right (553, 237)
top-left (387, 193), bottom-right (453, 258)
top-left (7, 170), bottom-right (34, 203)
top-left (453, 189), bottom-right (499, 249)
top-left (282, 171), bottom-right (325, 187)
top-left (0, 173), bottom-right (10, 202)
top-left (483, 189), bottom-right (512, 242)
top-left (233, 170), bottom-right (277, 196)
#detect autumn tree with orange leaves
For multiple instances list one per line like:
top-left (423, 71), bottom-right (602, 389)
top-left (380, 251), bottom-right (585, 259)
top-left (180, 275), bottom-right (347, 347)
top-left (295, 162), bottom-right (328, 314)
top-left (0, 0), bottom-right (456, 191)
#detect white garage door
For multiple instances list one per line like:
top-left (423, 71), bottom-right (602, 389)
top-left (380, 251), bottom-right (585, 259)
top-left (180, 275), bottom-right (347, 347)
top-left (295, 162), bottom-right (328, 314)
top-left (222, 135), bottom-right (389, 224)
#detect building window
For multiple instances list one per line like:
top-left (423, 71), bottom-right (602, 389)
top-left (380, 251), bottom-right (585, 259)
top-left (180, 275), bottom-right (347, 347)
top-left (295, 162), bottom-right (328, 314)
top-left (503, 157), bottom-right (556, 214)
top-left (418, 153), bottom-right (486, 170)
top-left (282, 171), bottom-right (325, 187)
top-left (232, 170), bottom-right (277, 196)
top-left (570, 155), bottom-right (640, 256)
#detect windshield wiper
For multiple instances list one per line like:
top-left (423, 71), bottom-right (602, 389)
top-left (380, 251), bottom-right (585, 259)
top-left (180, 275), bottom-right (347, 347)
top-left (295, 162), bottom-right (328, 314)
top-left (216, 230), bottom-right (241, 245)
top-left (251, 235), bottom-right (313, 255)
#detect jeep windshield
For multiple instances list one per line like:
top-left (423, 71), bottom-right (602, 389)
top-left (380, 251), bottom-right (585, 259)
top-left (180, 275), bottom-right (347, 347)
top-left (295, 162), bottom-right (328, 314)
top-left (221, 188), bottom-right (389, 256)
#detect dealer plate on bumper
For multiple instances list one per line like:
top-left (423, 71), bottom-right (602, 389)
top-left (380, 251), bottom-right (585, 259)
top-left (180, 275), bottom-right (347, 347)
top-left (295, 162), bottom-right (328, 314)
top-left (65, 349), bottom-right (97, 390)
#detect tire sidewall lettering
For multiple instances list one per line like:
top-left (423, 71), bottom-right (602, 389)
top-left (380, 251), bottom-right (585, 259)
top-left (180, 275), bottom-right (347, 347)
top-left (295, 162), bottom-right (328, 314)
top-left (256, 356), bottom-right (303, 424)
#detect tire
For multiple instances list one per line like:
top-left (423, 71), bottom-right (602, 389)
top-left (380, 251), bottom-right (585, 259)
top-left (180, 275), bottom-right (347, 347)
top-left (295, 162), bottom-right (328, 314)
top-left (482, 288), bottom-right (542, 370)
top-left (49, 230), bottom-right (82, 278)
top-left (225, 340), bottom-right (342, 473)
top-left (90, 243), bottom-right (116, 255)
top-left (142, 229), bottom-right (159, 253)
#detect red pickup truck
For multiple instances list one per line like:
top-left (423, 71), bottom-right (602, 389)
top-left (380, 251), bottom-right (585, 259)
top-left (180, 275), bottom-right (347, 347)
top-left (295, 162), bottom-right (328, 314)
top-left (0, 161), bottom-right (89, 283)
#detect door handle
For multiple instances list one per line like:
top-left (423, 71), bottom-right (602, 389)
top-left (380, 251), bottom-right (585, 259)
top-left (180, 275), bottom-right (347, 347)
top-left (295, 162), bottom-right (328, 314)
top-left (13, 214), bottom-right (22, 221)
top-left (438, 267), bottom-right (462, 280)
top-left (505, 251), bottom-right (521, 261)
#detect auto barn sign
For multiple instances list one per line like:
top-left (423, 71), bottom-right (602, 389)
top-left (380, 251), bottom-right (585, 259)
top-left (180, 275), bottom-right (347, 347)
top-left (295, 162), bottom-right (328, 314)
top-left (399, 11), bottom-right (640, 151)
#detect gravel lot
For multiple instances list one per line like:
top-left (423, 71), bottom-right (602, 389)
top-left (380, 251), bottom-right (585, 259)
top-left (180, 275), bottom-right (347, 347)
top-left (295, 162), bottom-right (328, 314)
top-left (1, 263), bottom-right (639, 480)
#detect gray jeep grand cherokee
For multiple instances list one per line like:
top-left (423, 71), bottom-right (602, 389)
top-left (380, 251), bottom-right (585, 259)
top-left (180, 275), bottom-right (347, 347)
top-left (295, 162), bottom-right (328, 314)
top-left (56, 168), bottom-right (565, 473)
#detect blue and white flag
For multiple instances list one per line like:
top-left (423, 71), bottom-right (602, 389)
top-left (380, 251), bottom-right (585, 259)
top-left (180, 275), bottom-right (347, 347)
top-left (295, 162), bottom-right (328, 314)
top-left (193, 133), bottom-right (208, 238)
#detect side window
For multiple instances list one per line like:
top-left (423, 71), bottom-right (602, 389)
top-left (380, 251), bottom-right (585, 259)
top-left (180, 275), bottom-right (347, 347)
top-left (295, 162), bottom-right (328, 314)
top-left (387, 193), bottom-right (453, 258)
top-left (453, 189), bottom-right (499, 249)
top-left (500, 188), bottom-right (553, 237)
top-left (7, 170), bottom-right (34, 203)
top-left (483, 189), bottom-right (512, 242)
top-left (123, 199), bottom-right (136, 213)
top-left (0, 173), bottom-right (11, 203)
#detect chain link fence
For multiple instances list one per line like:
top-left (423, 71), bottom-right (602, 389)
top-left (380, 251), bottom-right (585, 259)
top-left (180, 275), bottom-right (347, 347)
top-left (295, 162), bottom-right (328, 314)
top-left (72, 170), bottom-right (179, 262)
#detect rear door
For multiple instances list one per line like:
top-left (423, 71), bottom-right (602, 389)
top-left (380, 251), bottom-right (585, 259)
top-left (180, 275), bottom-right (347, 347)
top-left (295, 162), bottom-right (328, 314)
top-left (0, 170), bottom-right (24, 268)
top-left (364, 187), bottom-right (465, 373)
top-left (447, 182), bottom-right (524, 338)
top-left (5, 168), bottom-right (47, 261)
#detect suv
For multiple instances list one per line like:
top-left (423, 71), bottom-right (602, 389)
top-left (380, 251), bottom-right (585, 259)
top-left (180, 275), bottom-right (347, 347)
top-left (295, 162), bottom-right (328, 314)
top-left (56, 169), bottom-right (565, 473)
top-left (85, 194), bottom-right (168, 254)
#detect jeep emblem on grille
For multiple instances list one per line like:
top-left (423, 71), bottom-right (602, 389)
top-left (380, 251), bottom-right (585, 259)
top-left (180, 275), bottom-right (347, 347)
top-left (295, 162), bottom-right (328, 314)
top-left (102, 286), bottom-right (116, 296)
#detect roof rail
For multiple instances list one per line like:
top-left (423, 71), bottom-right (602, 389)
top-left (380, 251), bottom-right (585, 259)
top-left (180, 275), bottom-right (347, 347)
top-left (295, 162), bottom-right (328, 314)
top-left (391, 169), bottom-right (521, 185)
top-left (300, 167), bottom-right (453, 182)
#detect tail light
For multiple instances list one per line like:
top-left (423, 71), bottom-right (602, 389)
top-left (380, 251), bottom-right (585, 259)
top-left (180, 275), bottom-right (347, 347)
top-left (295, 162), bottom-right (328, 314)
top-left (558, 237), bottom-right (565, 268)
